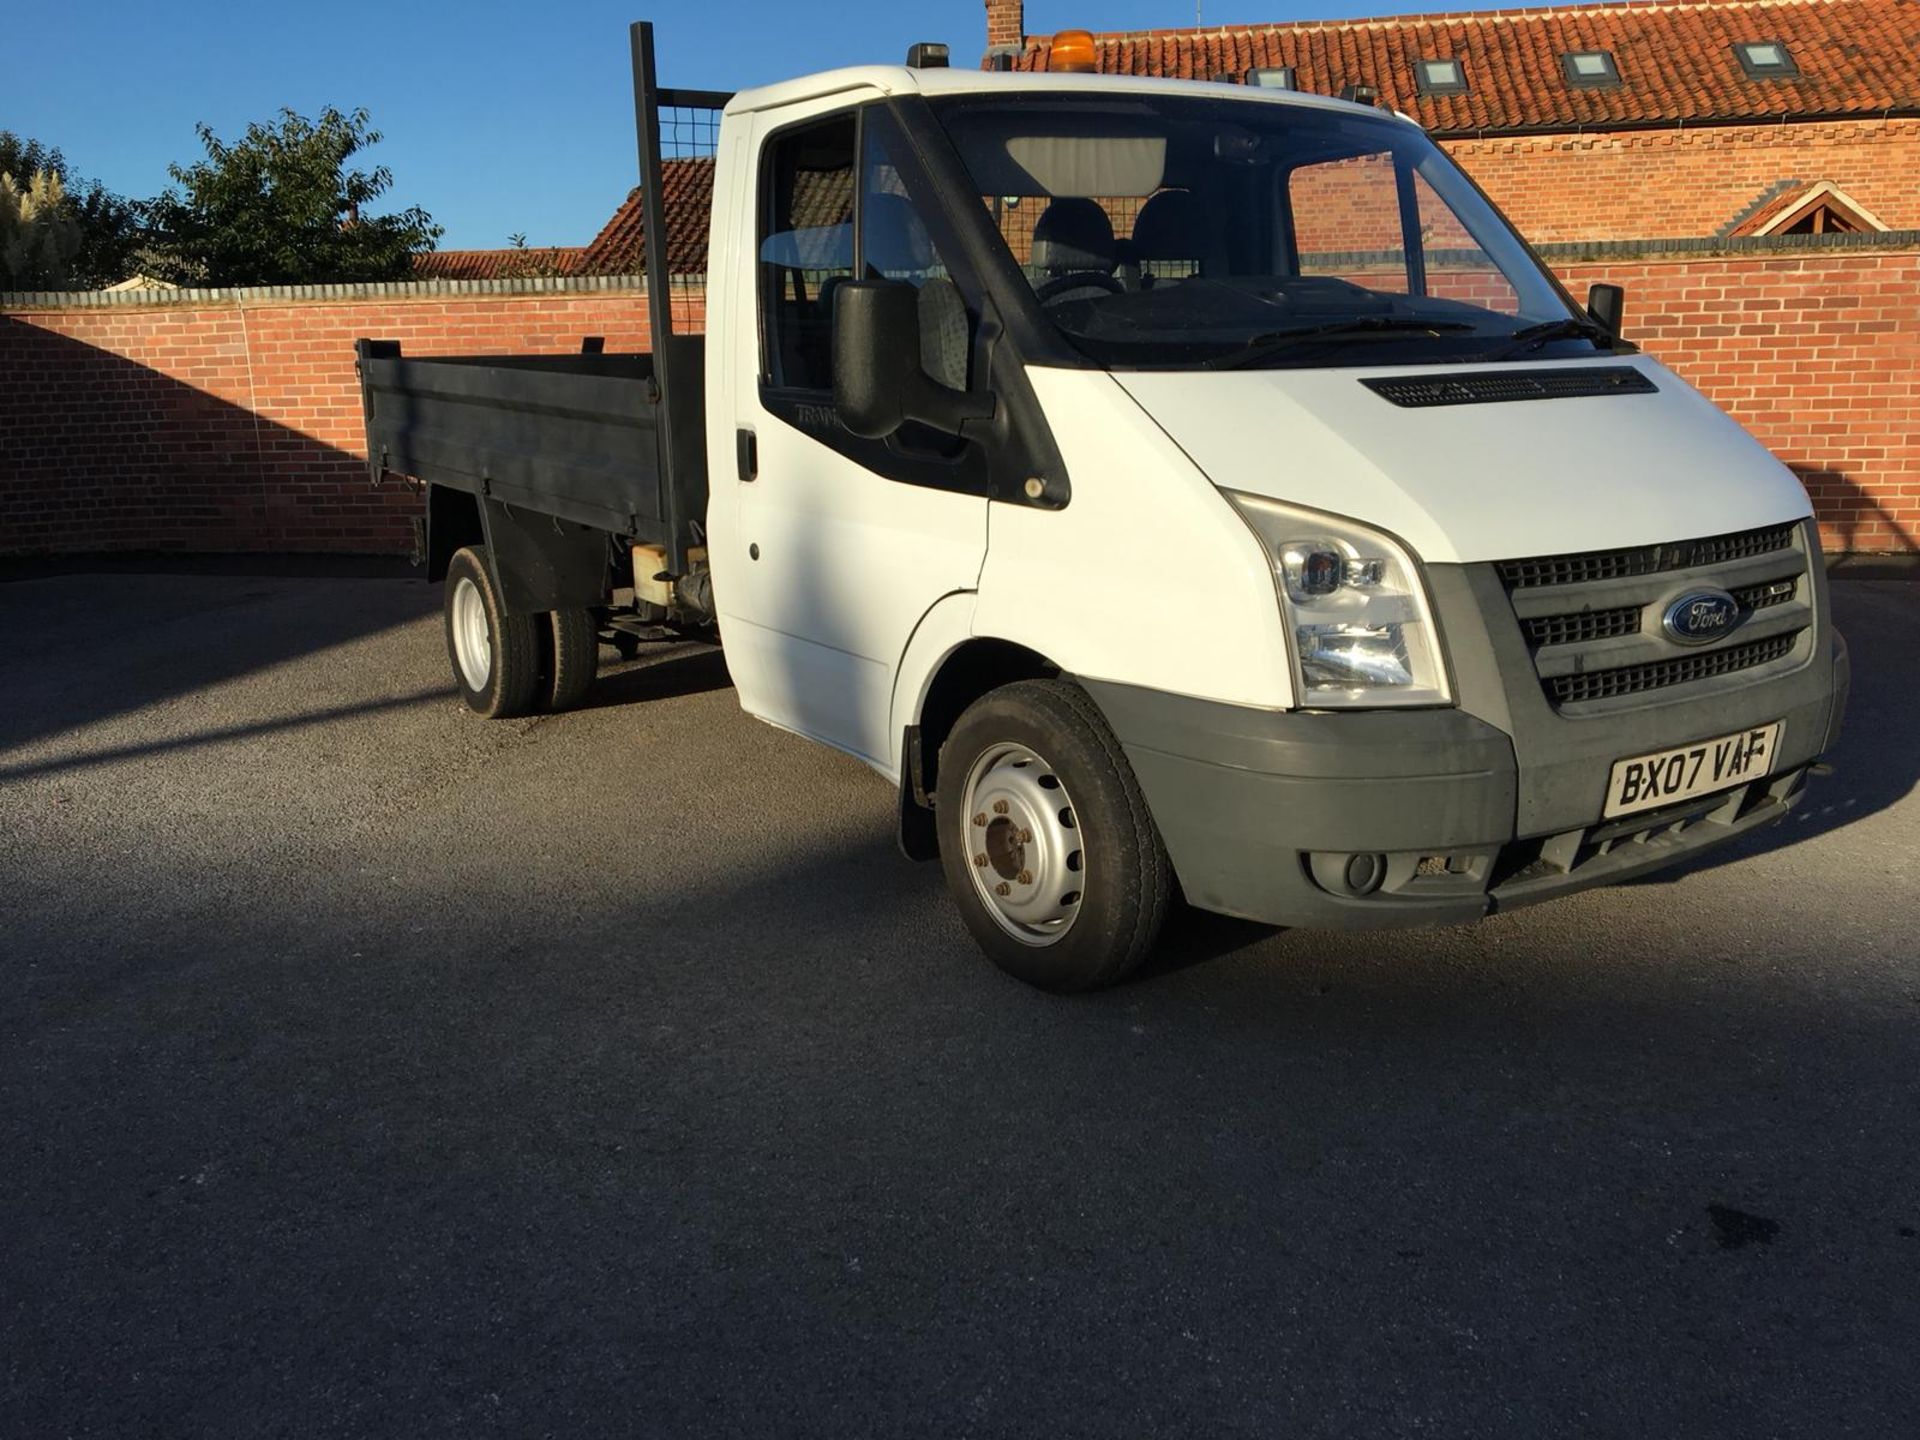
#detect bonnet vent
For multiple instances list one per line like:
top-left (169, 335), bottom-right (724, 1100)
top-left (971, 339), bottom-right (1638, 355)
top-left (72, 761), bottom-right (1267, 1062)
top-left (1362, 366), bottom-right (1657, 408)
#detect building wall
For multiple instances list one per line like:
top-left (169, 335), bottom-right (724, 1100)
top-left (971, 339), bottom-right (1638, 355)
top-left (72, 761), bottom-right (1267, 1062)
top-left (1445, 119), bottom-right (1920, 244)
top-left (0, 283), bottom-right (659, 555)
top-left (1, 250), bottom-right (1914, 557)
top-left (1554, 246), bottom-right (1919, 555)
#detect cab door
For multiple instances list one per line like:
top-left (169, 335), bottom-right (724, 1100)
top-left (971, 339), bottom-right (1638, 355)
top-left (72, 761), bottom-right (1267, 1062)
top-left (717, 102), bottom-right (989, 769)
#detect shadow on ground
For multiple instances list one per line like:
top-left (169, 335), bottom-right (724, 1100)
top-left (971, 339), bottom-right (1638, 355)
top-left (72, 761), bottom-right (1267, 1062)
top-left (3, 571), bottom-right (1917, 1436)
top-left (1624, 578), bottom-right (1918, 884)
top-left (0, 566), bottom-right (435, 755)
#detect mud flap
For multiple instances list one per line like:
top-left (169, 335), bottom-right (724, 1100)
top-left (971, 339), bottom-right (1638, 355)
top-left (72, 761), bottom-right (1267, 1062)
top-left (897, 724), bottom-right (939, 862)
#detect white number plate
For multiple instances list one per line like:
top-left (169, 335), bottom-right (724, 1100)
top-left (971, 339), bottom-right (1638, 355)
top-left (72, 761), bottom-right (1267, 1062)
top-left (1603, 721), bottom-right (1781, 819)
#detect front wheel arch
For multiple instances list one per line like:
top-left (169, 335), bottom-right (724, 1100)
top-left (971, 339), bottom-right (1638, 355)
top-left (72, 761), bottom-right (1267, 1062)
top-left (907, 637), bottom-right (1061, 807)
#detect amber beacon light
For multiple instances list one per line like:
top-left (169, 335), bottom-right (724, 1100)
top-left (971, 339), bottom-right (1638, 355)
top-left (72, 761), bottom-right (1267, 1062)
top-left (1049, 30), bottom-right (1098, 72)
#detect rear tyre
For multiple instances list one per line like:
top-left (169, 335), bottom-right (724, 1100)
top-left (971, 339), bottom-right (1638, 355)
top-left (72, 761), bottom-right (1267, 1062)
top-left (935, 679), bottom-right (1171, 992)
top-left (544, 607), bottom-right (599, 712)
top-left (444, 545), bottom-right (540, 719)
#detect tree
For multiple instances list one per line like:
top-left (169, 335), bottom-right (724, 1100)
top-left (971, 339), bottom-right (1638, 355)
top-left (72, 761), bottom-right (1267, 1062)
top-left (500, 233), bottom-right (573, 280)
top-left (0, 169), bottom-right (83, 290)
top-left (144, 106), bottom-right (441, 286)
top-left (0, 132), bottom-right (145, 288)
top-left (0, 134), bottom-right (63, 185)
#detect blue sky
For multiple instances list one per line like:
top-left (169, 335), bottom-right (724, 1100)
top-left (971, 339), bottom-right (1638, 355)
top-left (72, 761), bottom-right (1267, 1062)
top-left (12, 1), bottom-right (1502, 250)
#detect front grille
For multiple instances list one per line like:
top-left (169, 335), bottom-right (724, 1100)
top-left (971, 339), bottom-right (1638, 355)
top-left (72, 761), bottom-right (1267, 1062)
top-left (1546, 631), bottom-right (1800, 705)
top-left (1499, 523), bottom-right (1797, 590)
top-left (1496, 520), bottom-right (1812, 712)
top-left (1734, 577), bottom-right (1797, 612)
top-left (1693, 527), bottom-right (1799, 567)
top-left (1361, 367), bottom-right (1657, 408)
top-left (1526, 578), bottom-right (1796, 653)
top-left (1526, 605), bottom-right (1641, 648)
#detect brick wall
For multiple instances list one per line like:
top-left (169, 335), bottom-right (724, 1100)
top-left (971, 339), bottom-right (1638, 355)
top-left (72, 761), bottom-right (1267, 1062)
top-left (1550, 245), bottom-right (1920, 555)
top-left (1446, 119), bottom-right (1920, 245)
top-left (0, 281), bottom-right (655, 554)
top-left (1, 247), bottom-right (1914, 557)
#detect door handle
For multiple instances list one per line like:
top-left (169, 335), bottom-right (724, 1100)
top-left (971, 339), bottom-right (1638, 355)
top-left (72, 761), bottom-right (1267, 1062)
top-left (736, 428), bottom-right (758, 482)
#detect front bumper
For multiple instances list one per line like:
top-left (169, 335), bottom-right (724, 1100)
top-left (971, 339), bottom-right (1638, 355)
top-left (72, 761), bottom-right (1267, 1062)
top-left (1082, 532), bottom-right (1850, 930)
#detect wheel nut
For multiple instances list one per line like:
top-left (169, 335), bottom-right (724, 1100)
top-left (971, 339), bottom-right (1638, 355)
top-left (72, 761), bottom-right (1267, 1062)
top-left (993, 800), bottom-right (1010, 815)
top-left (1015, 869), bottom-right (1033, 886)
top-left (994, 882), bottom-right (1012, 897)
top-left (972, 812), bottom-right (987, 827)
top-left (973, 853), bottom-right (988, 867)
top-left (1018, 828), bottom-right (1032, 844)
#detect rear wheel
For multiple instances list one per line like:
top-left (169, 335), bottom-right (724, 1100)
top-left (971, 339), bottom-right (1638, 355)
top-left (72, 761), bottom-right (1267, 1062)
top-left (543, 607), bottom-right (599, 712)
top-left (935, 679), bottom-right (1171, 992)
top-left (444, 545), bottom-right (540, 719)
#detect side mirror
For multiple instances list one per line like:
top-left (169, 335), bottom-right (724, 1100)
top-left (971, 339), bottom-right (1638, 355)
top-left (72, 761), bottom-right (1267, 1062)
top-left (833, 280), bottom-right (992, 440)
top-left (1586, 282), bottom-right (1625, 340)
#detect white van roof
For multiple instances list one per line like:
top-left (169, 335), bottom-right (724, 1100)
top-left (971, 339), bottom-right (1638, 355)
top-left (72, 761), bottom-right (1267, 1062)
top-left (724, 64), bottom-right (1418, 127)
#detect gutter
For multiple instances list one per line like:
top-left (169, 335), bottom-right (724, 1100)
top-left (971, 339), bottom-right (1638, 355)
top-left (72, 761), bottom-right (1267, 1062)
top-left (1436, 107), bottom-right (1920, 142)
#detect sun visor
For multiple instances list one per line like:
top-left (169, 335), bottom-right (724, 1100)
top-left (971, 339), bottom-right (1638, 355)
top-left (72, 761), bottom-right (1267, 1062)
top-left (759, 223), bottom-right (852, 269)
top-left (1003, 136), bottom-right (1166, 197)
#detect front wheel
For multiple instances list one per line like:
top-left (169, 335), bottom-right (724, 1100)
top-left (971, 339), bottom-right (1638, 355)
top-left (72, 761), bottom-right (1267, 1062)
top-left (444, 545), bottom-right (540, 719)
top-left (935, 679), bottom-right (1171, 992)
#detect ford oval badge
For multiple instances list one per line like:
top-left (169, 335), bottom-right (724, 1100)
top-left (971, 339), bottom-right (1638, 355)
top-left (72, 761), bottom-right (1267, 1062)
top-left (1662, 589), bottom-right (1741, 645)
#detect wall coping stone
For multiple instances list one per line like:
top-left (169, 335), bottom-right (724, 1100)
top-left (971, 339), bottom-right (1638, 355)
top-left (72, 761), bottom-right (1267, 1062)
top-left (0, 273), bottom-right (659, 311)
top-left (3, 230), bottom-right (1918, 311)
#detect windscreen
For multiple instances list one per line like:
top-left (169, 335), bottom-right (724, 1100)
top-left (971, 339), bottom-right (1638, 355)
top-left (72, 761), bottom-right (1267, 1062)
top-left (931, 94), bottom-right (1598, 370)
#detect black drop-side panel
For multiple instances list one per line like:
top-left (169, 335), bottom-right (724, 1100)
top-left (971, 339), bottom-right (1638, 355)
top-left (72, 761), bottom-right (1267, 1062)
top-left (357, 348), bottom-right (681, 545)
top-left (1361, 366), bottom-right (1657, 408)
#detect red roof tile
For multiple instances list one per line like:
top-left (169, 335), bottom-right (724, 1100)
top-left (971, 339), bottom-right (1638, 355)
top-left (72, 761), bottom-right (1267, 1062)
top-left (413, 246), bottom-right (585, 281)
top-left (577, 157), bottom-right (856, 275)
top-left (579, 156), bottom-right (716, 275)
top-left (1013, 0), bottom-right (1920, 135)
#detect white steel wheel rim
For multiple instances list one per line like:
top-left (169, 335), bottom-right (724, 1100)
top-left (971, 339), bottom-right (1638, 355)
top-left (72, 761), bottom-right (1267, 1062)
top-left (961, 742), bottom-right (1084, 946)
top-left (451, 576), bottom-right (492, 692)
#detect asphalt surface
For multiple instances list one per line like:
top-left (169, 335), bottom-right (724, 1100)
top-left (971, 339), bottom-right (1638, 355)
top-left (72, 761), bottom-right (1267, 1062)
top-left (2, 567), bottom-right (1917, 1438)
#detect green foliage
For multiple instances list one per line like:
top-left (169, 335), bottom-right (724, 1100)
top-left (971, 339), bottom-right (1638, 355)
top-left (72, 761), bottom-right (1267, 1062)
top-left (66, 180), bottom-right (147, 287)
top-left (0, 133), bottom-right (63, 183)
top-left (0, 132), bottom-right (144, 289)
top-left (144, 106), bottom-right (442, 286)
top-left (0, 169), bottom-right (83, 290)
top-left (499, 232), bottom-right (571, 280)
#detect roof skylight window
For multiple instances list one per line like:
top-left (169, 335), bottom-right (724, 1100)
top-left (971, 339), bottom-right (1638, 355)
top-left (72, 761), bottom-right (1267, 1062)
top-left (1414, 57), bottom-right (1468, 95)
top-left (1561, 50), bottom-right (1621, 88)
top-left (1734, 41), bottom-right (1798, 79)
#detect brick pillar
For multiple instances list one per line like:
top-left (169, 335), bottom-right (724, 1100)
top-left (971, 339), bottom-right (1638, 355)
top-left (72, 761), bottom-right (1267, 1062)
top-left (984, 0), bottom-right (1024, 63)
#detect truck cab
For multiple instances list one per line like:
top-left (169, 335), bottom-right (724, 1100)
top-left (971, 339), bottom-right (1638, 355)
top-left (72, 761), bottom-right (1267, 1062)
top-left (361, 30), bottom-right (1848, 991)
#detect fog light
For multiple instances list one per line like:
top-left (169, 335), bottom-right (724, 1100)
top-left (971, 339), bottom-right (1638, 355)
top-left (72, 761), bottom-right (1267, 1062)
top-left (1345, 852), bottom-right (1384, 894)
top-left (1309, 851), bottom-right (1387, 897)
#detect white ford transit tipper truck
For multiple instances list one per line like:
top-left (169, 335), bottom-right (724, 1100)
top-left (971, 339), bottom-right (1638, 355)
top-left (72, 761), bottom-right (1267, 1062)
top-left (356, 23), bottom-right (1848, 990)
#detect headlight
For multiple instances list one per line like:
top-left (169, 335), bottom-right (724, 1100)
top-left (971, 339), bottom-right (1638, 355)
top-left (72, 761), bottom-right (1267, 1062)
top-left (1223, 491), bottom-right (1450, 708)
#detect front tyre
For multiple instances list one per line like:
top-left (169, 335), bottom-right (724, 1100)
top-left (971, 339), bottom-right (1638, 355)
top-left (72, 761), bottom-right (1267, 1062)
top-left (444, 545), bottom-right (540, 719)
top-left (935, 679), bottom-right (1171, 992)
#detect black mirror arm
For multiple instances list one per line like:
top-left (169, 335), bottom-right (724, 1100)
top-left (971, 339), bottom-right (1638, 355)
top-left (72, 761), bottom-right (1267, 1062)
top-left (910, 383), bottom-right (995, 439)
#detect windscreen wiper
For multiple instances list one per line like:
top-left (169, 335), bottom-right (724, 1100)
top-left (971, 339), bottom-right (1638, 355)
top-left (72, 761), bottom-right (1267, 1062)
top-left (1483, 316), bottom-right (1620, 360)
top-left (1207, 317), bottom-right (1477, 370)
